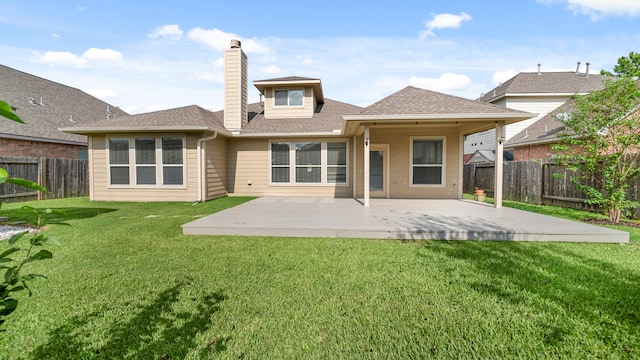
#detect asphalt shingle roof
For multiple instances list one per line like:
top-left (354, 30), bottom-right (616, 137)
top-left (480, 72), bottom-right (610, 102)
top-left (360, 86), bottom-right (529, 116)
top-left (239, 99), bottom-right (364, 134)
top-left (505, 101), bottom-right (573, 147)
top-left (0, 64), bottom-right (128, 144)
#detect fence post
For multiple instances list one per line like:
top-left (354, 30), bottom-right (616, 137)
top-left (38, 157), bottom-right (47, 200)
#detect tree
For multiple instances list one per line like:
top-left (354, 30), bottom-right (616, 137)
top-left (1, 100), bottom-right (59, 331)
top-left (600, 52), bottom-right (640, 78)
top-left (553, 77), bottom-right (640, 223)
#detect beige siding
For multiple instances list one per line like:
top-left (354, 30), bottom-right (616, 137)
top-left (354, 128), bottom-right (461, 199)
top-left (89, 133), bottom-right (200, 202)
top-left (205, 136), bottom-right (227, 200)
top-left (224, 48), bottom-right (248, 130)
top-left (263, 87), bottom-right (314, 119)
top-left (227, 138), bottom-right (352, 197)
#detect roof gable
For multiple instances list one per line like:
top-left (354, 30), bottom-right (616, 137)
top-left (360, 86), bottom-right (529, 116)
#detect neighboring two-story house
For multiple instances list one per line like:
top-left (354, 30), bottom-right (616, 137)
top-left (0, 65), bottom-right (128, 159)
top-left (464, 67), bottom-right (610, 161)
top-left (61, 40), bottom-right (533, 205)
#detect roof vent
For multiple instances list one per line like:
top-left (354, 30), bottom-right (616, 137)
top-left (585, 62), bottom-right (590, 78)
top-left (39, 96), bottom-right (46, 106)
top-left (575, 61), bottom-right (581, 75)
top-left (537, 63), bottom-right (541, 75)
top-left (230, 39), bottom-right (241, 49)
top-left (29, 98), bottom-right (38, 105)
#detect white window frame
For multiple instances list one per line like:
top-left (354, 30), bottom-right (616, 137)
top-left (410, 136), bottom-right (446, 187)
top-left (106, 135), bottom-right (187, 188)
top-left (268, 140), bottom-right (349, 186)
top-left (274, 89), bottom-right (304, 107)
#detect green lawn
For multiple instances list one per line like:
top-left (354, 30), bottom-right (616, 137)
top-left (1, 197), bottom-right (638, 359)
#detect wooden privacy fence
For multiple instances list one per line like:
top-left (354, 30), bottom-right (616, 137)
top-left (464, 160), bottom-right (640, 217)
top-left (0, 156), bottom-right (88, 203)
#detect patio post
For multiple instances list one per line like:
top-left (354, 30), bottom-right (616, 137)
top-left (494, 121), bottom-right (505, 208)
top-left (364, 126), bottom-right (370, 207)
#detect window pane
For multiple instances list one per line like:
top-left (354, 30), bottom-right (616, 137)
top-left (272, 167), bottom-right (290, 183)
top-left (413, 140), bottom-right (443, 165)
top-left (271, 143), bottom-right (290, 165)
top-left (163, 167), bottom-right (183, 185)
top-left (327, 142), bottom-right (347, 165)
top-left (162, 138), bottom-right (183, 164)
top-left (110, 167), bottom-right (129, 185)
top-left (275, 90), bottom-right (288, 106)
top-left (109, 138), bottom-right (129, 165)
top-left (135, 138), bottom-right (156, 164)
top-left (413, 167), bottom-right (442, 185)
top-left (327, 167), bottom-right (346, 184)
top-left (296, 166), bottom-right (321, 183)
top-left (296, 142), bottom-right (321, 165)
top-left (289, 90), bottom-right (303, 105)
top-left (136, 166), bottom-right (156, 185)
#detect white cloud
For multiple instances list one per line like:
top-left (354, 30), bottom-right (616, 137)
top-left (195, 71), bottom-right (223, 82)
top-left (492, 70), bottom-right (518, 85)
top-left (148, 24), bottom-right (184, 41)
top-left (261, 65), bottom-right (280, 74)
top-left (539, 0), bottom-right (640, 19)
top-left (82, 48), bottom-right (123, 62)
top-left (51, 33), bottom-right (60, 39)
top-left (33, 48), bottom-right (123, 67)
top-left (187, 27), bottom-right (270, 53)
top-left (420, 12), bottom-right (472, 38)
top-left (408, 73), bottom-right (472, 93)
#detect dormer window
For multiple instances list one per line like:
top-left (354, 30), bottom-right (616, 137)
top-left (274, 89), bottom-right (303, 106)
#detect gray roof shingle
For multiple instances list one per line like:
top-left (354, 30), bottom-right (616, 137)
top-left (360, 86), bottom-right (529, 116)
top-left (480, 72), bottom-right (610, 102)
top-left (239, 99), bottom-right (363, 134)
top-left (0, 64), bottom-right (128, 144)
top-left (505, 101), bottom-right (573, 147)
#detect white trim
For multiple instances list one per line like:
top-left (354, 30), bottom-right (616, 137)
top-left (88, 136), bottom-right (95, 201)
top-left (409, 136), bottom-right (446, 187)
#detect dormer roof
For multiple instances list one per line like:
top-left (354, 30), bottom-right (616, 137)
top-left (254, 76), bottom-right (324, 102)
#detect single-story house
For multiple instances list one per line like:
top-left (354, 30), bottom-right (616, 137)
top-left (61, 40), bottom-right (534, 207)
top-left (0, 64), bottom-right (128, 159)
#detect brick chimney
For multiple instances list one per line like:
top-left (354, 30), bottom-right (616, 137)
top-left (224, 39), bottom-right (248, 130)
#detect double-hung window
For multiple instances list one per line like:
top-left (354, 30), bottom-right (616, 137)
top-left (274, 89), bottom-right (303, 106)
top-left (270, 141), bottom-right (347, 185)
top-left (411, 137), bottom-right (444, 186)
top-left (108, 136), bottom-right (185, 187)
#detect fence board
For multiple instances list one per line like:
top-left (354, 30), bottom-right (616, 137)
top-left (0, 156), bottom-right (88, 203)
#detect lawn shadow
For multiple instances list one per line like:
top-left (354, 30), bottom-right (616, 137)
top-left (30, 278), bottom-right (229, 359)
top-left (420, 242), bottom-right (639, 355)
top-left (0, 207), bottom-right (117, 226)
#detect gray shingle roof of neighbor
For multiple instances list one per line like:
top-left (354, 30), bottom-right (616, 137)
top-left (238, 99), bottom-right (364, 134)
top-left (62, 105), bottom-right (226, 134)
top-left (480, 72), bottom-right (611, 103)
top-left (0, 64), bottom-right (128, 145)
top-left (360, 86), bottom-right (531, 116)
top-left (505, 101), bottom-right (574, 147)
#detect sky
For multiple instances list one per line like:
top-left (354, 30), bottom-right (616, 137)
top-left (1, 0), bottom-right (639, 114)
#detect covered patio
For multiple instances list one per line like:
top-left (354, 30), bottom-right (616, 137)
top-left (182, 197), bottom-right (629, 243)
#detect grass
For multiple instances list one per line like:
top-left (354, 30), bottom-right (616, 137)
top-left (0, 196), bottom-right (639, 359)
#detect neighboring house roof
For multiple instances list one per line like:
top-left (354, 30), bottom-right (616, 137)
top-left (480, 72), bottom-right (610, 103)
top-left (466, 149), bottom-right (514, 163)
top-left (61, 105), bottom-right (227, 135)
top-left (505, 101), bottom-right (574, 147)
top-left (359, 86), bottom-right (531, 117)
top-left (0, 64), bottom-right (128, 145)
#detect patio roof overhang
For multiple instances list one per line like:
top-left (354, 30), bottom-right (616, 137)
top-left (58, 126), bottom-right (231, 136)
top-left (341, 112), bottom-right (536, 137)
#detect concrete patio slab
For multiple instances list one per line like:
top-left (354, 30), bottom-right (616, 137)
top-left (182, 197), bottom-right (629, 243)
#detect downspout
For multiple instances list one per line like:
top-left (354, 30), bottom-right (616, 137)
top-left (197, 132), bottom-right (218, 202)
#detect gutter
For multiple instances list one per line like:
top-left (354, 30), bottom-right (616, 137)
top-left (196, 132), bottom-right (218, 202)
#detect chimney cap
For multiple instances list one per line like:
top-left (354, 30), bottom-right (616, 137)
top-left (230, 39), bottom-right (241, 49)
